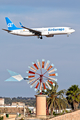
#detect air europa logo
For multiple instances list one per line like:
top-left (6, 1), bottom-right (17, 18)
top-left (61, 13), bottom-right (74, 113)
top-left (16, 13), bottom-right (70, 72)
top-left (7, 23), bottom-right (13, 27)
top-left (48, 28), bottom-right (64, 31)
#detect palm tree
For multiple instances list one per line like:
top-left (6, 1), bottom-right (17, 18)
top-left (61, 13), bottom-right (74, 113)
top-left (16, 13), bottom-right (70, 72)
top-left (66, 85), bottom-right (80, 110)
top-left (44, 83), bottom-right (68, 115)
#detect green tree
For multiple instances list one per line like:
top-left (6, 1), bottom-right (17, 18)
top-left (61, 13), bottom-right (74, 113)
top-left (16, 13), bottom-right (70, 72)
top-left (45, 83), bottom-right (68, 115)
top-left (66, 85), bottom-right (80, 110)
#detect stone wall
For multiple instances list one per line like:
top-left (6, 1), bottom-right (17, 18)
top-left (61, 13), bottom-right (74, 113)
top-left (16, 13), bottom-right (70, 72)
top-left (49, 110), bottom-right (80, 120)
top-left (0, 107), bottom-right (24, 114)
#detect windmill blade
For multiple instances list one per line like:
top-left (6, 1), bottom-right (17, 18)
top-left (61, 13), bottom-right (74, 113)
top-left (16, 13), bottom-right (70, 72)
top-left (48, 77), bottom-right (57, 81)
top-left (35, 82), bottom-right (39, 91)
top-left (26, 70), bottom-right (35, 74)
top-left (30, 79), bottom-right (39, 88)
top-left (47, 64), bottom-right (54, 71)
top-left (42, 59), bottom-right (45, 68)
top-left (28, 66), bottom-right (37, 72)
top-left (32, 62), bottom-right (39, 70)
top-left (48, 68), bottom-right (57, 73)
top-left (5, 70), bottom-right (23, 81)
top-left (37, 59), bottom-right (41, 69)
top-left (48, 80), bottom-right (53, 85)
top-left (43, 83), bottom-right (46, 89)
top-left (49, 73), bottom-right (58, 76)
top-left (26, 75), bottom-right (35, 78)
top-left (27, 78), bottom-right (36, 84)
top-left (47, 80), bottom-right (55, 86)
top-left (46, 81), bottom-right (51, 89)
top-left (44, 60), bottom-right (50, 69)
top-left (43, 83), bottom-right (46, 92)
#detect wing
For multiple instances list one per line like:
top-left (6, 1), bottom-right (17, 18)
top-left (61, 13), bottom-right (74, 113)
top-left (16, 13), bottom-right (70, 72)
top-left (45, 35), bottom-right (54, 37)
top-left (19, 22), bottom-right (41, 36)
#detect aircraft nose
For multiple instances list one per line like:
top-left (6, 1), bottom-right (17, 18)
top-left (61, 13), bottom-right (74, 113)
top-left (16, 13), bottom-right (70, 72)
top-left (72, 29), bottom-right (75, 33)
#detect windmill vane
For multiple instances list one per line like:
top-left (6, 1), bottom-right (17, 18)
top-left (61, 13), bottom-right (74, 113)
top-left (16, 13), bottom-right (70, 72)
top-left (5, 59), bottom-right (58, 94)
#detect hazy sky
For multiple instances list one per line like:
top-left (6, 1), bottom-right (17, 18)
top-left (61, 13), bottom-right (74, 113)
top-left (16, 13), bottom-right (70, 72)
top-left (0, 0), bottom-right (80, 97)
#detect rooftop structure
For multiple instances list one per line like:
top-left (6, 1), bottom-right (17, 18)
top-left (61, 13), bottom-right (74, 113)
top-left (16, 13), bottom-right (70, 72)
top-left (0, 98), bottom-right (4, 105)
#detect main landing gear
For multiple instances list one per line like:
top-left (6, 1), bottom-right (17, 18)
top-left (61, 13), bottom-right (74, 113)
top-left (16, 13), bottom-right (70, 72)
top-left (38, 36), bottom-right (43, 39)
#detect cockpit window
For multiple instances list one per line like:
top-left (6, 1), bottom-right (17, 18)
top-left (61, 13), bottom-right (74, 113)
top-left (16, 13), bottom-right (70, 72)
top-left (69, 28), bottom-right (72, 29)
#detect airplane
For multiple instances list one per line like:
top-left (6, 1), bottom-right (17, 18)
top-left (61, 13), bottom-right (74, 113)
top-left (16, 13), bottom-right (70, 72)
top-left (2, 17), bottom-right (75, 39)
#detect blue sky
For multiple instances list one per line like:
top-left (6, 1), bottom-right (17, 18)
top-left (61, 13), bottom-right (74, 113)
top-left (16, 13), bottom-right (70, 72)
top-left (0, 0), bottom-right (80, 97)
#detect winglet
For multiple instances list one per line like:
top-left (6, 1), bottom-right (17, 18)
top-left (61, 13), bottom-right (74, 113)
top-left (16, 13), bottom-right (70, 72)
top-left (19, 22), bottom-right (23, 27)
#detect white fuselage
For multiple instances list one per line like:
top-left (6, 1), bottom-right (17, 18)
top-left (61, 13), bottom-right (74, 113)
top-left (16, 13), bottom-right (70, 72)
top-left (9, 27), bottom-right (75, 37)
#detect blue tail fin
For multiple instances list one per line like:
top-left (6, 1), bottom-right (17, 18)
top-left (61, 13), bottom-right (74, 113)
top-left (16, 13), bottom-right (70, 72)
top-left (5, 17), bottom-right (21, 30)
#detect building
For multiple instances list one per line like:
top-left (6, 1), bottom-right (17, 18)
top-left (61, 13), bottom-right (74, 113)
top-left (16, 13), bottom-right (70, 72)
top-left (12, 102), bottom-right (25, 106)
top-left (0, 98), bottom-right (4, 105)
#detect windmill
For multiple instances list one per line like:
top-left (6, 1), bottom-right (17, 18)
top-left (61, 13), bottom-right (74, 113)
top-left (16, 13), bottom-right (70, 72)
top-left (6, 59), bottom-right (58, 94)
top-left (5, 59), bottom-right (58, 118)
top-left (26, 59), bottom-right (58, 94)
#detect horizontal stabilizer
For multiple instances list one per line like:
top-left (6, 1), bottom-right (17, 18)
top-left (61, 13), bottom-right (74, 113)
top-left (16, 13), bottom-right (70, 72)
top-left (2, 29), bottom-right (11, 32)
